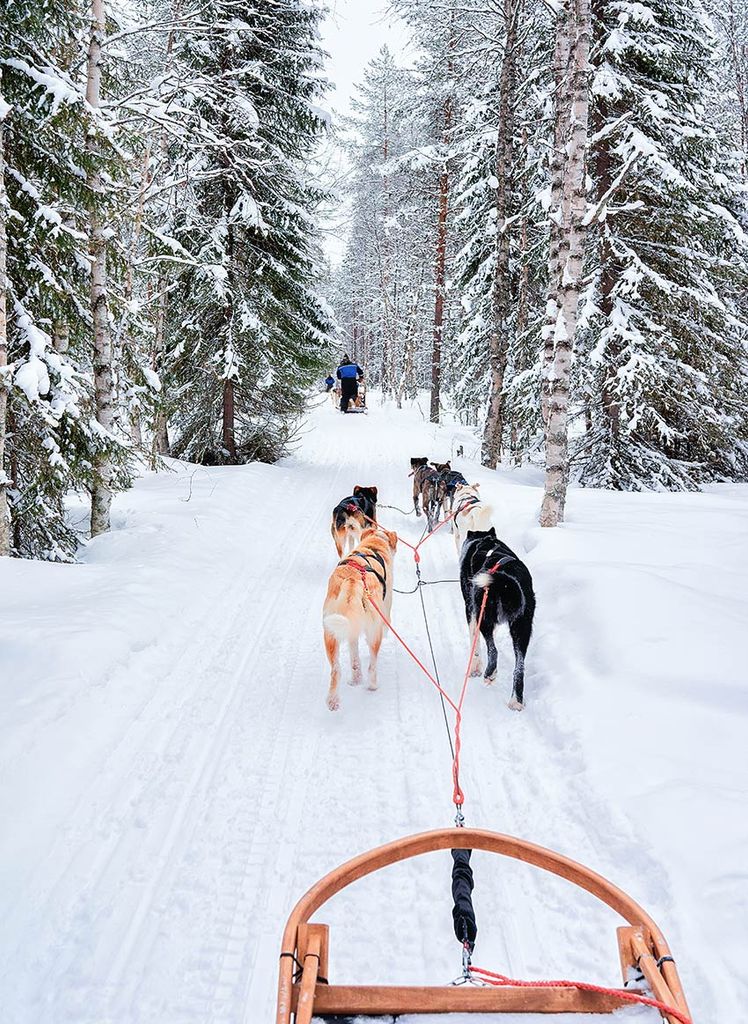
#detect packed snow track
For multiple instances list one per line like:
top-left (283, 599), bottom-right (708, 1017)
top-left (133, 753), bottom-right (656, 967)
top-left (1, 396), bottom-right (745, 1022)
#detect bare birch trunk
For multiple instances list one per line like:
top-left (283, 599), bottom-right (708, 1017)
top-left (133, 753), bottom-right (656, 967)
top-left (87, 0), bottom-right (116, 537)
top-left (0, 74), bottom-right (10, 556)
top-left (539, 0), bottom-right (591, 528)
top-left (482, 0), bottom-right (521, 467)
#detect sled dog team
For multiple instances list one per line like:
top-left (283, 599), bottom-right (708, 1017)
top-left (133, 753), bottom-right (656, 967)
top-left (322, 459), bottom-right (536, 714)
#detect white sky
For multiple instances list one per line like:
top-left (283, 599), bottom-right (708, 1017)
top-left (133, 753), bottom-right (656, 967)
top-left (318, 0), bottom-right (411, 123)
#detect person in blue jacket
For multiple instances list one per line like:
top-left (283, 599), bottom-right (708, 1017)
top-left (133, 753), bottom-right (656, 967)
top-left (324, 374), bottom-right (336, 392)
top-left (337, 354), bottom-right (364, 412)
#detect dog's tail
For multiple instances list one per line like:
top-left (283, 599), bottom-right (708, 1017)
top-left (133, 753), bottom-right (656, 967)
top-left (473, 562), bottom-right (520, 592)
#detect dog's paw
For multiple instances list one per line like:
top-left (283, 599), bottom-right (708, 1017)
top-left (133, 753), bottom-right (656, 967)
top-left (507, 698), bottom-right (524, 712)
top-left (327, 694), bottom-right (341, 711)
top-left (348, 673), bottom-right (362, 687)
top-left (483, 674), bottom-right (496, 686)
top-left (366, 681), bottom-right (378, 692)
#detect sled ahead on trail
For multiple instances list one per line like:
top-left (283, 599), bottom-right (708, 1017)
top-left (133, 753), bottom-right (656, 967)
top-left (345, 379), bottom-right (367, 414)
top-left (276, 828), bottom-right (691, 1023)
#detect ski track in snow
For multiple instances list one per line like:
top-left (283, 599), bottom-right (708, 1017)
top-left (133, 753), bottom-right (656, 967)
top-left (1, 395), bottom-right (744, 1023)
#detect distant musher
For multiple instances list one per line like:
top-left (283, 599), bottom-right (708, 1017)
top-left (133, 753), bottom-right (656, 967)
top-left (337, 354), bottom-right (364, 413)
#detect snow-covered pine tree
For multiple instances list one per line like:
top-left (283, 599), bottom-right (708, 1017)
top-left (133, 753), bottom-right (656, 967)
top-left (161, 0), bottom-right (332, 464)
top-left (578, 0), bottom-right (748, 490)
top-left (1, 0), bottom-right (129, 558)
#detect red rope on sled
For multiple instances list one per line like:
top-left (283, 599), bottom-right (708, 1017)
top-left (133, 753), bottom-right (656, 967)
top-left (468, 965), bottom-right (692, 1024)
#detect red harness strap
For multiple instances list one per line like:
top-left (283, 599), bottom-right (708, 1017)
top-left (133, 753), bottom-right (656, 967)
top-left (468, 966), bottom-right (692, 1024)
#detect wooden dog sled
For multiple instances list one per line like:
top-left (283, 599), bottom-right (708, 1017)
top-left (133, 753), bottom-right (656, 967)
top-left (276, 828), bottom-right (691, 1023)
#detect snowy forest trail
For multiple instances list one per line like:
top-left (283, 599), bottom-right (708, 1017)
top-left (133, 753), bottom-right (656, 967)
top-left (1, 395), bottom-right (746, 1023)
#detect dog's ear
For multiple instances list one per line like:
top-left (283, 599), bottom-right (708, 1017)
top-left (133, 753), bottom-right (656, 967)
top-left (488, 526), bottom-right (497, 536)
top-left (472, 482), bottom-right (481, 489)
top-left (454, 483), bottom-right (465, 492)
top-left (385, 529), bottom-right (398, 551)
top-left (353, 485), bottom-right (361, 494)
top-left (369, 486), bottom-right (378, 498)
top-left (361, 527), bottom-right (377, 541)
top-left (445, 461), bottom-right (451, 469)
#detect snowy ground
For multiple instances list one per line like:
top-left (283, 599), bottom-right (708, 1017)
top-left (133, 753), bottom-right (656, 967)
top-left (1, 394), bottom-right (745, 1023)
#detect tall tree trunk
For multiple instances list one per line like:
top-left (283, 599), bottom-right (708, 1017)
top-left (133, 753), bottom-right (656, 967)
top-left (430, 98), bottom-right (452, 424)
top-left (596, 133), bottom-right (620, 441)
top-left (482, 0), bottom-right (521, 467)
top-left (539, 0), bottom-right (591, 528)
top-left (150, 278), bottom-right (170, 465)
top-left (0, 73), bottom-right (10, 556)
top-left (430, 13), bottom-right (456, 425)
top-left (540, 7), bottom-right (573, 432)
top-left (87, 0), bottom-right (115, 537)
top-left (222, 377), bottom-right (236, 461)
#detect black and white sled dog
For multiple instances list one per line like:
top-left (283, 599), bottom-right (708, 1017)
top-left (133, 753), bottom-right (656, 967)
top-left (459, 528), bottom-right (535, 710)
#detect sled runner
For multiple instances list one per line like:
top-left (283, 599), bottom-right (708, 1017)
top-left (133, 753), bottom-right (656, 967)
top-left (276, 828), bottom-right (691, 1023)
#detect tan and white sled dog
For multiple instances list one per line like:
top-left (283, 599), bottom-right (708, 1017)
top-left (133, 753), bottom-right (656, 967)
top-left (322, 527), bottom-right (398, 711)
top-left (452, 482), bottom-right (494, 556)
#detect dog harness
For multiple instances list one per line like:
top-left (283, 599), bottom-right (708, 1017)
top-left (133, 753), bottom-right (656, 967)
top-left (454, 495), bottom-right (481, 516)
top-left (340, 549), bottom-right (388, 599)
top-left (489, 553), bottom-right (516, 574)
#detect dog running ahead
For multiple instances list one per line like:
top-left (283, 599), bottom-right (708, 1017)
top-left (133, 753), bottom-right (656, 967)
top-left (410, 457), bottom-right (440, 530)
top-left (322, 527), bottom-right (398, 710)
top-left (330, 486), bottom-right (378, 557)
top-left (431, 461), bottom-right (468, 524)
top-left (451, 482), bottom-right (493, 555)
top-left (459, 527), bottom-right (535, 710)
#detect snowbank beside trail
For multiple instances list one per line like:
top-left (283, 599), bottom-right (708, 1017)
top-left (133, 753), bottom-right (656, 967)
top-left (0, 394), bottom-right (745, 1022)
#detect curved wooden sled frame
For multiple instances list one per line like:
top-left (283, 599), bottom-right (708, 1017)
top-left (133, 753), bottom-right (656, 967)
top-left (277, 828), bottom-right (691, 1024)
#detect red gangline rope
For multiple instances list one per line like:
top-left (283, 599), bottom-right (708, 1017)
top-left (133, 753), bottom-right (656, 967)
top-left (345, 556), bottom-right (493, 809)
top-left (468, 965), bottom-right (692, 1024)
